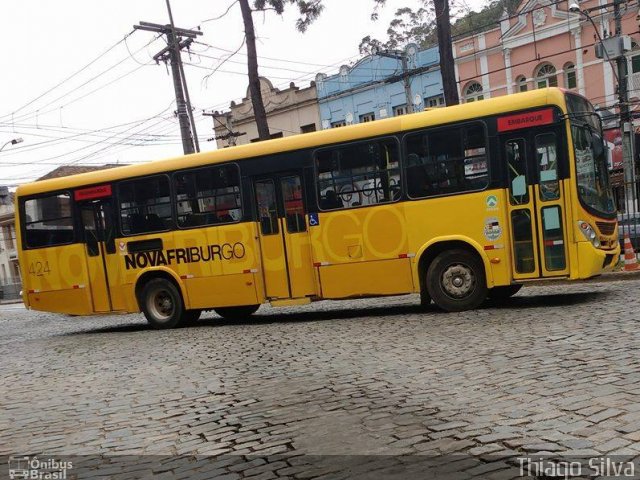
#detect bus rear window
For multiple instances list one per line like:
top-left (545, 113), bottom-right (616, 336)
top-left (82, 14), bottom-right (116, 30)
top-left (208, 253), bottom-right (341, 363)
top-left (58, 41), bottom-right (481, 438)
top-left (23, 193), bottom-right (74, 248)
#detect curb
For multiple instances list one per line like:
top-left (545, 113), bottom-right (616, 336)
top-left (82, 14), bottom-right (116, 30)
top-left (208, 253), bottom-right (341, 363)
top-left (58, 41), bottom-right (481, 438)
top-left (523, 269), bottom-right (640, 287)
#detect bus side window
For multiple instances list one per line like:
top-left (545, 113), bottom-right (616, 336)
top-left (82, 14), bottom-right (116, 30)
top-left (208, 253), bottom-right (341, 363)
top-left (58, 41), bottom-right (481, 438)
top-left (315, 138), bottom-right (400, 209)
top-left (405, 122), bottom-right (488, 198)
top-left (174, 164), bottom-right (242, 228)
top-left (23, 193), bottom-right (74, 248)
top-left (119, 175), bottom-right (172, 235)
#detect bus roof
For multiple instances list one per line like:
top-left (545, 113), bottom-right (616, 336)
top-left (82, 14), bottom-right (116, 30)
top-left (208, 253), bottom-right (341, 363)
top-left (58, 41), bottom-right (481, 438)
top-left (16, 88), bottom-right (569, 198)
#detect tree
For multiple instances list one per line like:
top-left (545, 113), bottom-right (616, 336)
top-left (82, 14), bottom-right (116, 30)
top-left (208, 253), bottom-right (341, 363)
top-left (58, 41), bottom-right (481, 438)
top-left (434, 0), bottom-right (458, 106)
top-left (363, 0), bottom-right (521, 106)
top-left (237, 0), bottom-right (324, 141)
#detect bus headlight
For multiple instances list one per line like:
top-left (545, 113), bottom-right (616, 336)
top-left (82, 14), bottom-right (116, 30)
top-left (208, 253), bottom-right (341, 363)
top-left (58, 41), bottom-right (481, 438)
top-left (578, 221), bottom-right (601, 248)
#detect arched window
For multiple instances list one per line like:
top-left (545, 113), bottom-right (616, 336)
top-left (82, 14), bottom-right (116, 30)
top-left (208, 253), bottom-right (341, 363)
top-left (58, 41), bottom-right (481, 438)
top-left (564, 63), bottom-right (576, 89)
top-left (516, 75), bottom-right (528, 92)
top-left (535, 64), bottom-right (558, 88)
top-left (464, 82), bottom-right (484, 102)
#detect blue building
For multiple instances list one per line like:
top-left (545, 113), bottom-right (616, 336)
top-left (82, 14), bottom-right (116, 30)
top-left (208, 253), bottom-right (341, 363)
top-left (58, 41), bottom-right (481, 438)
top-left (315, 44), bottom-right (444, 129)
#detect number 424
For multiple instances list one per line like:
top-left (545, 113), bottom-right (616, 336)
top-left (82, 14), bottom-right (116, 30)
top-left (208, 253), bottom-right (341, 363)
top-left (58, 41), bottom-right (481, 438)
top-left (29, 261), bottom-right (51, 276)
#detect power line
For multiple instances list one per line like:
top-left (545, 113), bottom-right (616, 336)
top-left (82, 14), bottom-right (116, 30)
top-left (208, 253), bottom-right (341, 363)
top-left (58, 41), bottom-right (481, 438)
top-left (6, 33), bottom-right (163, 125)
top-left (0, 32), bottom-right (134, 121)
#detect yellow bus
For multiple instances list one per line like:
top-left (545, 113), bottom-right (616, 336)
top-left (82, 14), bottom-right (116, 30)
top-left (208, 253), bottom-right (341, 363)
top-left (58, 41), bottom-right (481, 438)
top-left (15, 88), bottom-right (619, 328)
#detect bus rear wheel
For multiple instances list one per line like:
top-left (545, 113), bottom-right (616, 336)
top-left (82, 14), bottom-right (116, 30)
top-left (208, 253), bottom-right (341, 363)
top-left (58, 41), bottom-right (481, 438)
top-left (214, 304), bottom-right (260, 320)
top-left (487, 285), bottom-right (522, 301)
top-left (140, 278), bottom-right (185, 329)
top-left (426, 249), bottom-right (487, 312)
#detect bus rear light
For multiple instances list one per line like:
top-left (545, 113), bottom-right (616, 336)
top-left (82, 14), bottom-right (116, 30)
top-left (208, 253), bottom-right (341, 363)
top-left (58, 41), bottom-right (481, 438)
top-left (313, 262), bottom-right (329, 267)
top-left (398, 253), bottom-right (415, 258)
top-left (242, 269), bottom-right (258, 274)
top-left (180, 274), bottom-right (194, 280)
top-left (72, 284), bottom-right (85, 289)
top-left (578, 221), bottom-right (601, 248)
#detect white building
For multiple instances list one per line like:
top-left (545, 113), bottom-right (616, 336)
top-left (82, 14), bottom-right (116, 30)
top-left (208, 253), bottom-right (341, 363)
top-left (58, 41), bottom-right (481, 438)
top-left (0, 186), bottom-right (20, 300)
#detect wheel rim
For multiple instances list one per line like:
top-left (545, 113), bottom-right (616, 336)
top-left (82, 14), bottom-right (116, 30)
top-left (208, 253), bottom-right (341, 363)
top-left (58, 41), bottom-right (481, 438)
top-left (147, 287), bottom-right (174, 322)
top-left (441, 263), bottom-right (475, 299)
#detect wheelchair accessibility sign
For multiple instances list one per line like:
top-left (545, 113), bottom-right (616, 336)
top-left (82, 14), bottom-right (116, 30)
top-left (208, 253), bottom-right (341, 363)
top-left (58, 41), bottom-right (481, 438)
top-left (308, 212), bottom-right (319, 227)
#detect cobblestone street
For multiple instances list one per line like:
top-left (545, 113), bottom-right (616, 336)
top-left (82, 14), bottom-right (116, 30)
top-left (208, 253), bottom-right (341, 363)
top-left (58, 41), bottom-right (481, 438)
top-left (1, 278), bottom-right (640, 478)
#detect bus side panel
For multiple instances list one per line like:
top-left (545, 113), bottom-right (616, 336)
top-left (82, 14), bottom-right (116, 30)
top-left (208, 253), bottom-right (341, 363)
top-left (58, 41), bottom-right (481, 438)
top-left (405, 190), bottom-right (511, 289)
top-left (318, 259), bottom-right (414, 298)
top-left (309, 204), bottom-right (415, 298)
top-left (117, 222), bottom-right (264, 311)
top-left (21, 243), bottom-right (95, 315)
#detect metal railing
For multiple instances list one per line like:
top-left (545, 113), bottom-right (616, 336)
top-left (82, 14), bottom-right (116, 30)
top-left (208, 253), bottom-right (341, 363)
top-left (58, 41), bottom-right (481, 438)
top-left (0, 282), bottom-right (21, 300)
top-left (613, 180), bottom-right (640, 252)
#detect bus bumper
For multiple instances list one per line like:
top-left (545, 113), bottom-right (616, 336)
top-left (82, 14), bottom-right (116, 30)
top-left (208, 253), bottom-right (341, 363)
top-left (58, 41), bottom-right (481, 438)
top-left (577, 242), bottom-right (620, 279)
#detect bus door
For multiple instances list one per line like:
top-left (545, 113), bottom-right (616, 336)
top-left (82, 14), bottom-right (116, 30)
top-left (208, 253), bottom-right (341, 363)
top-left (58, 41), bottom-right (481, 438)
top-left (254, 173), bottom-right (316, 299)
top-left (503, 130), bottom-right (569, 280)
top-left (79, 198), bottom-right (116, 312)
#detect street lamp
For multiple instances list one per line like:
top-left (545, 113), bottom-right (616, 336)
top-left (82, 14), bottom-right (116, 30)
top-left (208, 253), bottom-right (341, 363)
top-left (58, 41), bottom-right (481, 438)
top-left (0, 137), bottom-right (23, 152)
top-left (568, 4), bottom-right (619, 83)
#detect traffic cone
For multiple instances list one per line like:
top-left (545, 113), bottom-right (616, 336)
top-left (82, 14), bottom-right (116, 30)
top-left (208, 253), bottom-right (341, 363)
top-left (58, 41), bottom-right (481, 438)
top-left (623, 233), bottom-right (640, 271)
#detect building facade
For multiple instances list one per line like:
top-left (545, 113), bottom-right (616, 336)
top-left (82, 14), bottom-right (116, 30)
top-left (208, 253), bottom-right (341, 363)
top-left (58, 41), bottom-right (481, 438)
top-left (0, 187), bottom-right (20, 300)
top-left (316, 44), bottom-right (444, 129)
top-left (453, 0), bottom-right (640, 107)
top-left (211, 77), bottom-right (320, 148)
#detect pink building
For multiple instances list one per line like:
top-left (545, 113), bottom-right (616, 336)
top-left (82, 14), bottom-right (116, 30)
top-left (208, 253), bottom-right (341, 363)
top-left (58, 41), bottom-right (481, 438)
top-left (453, 0), bottom-right (640, 118)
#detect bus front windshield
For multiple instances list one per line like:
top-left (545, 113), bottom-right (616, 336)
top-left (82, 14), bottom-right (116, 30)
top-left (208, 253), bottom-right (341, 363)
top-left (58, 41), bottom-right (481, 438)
top-left (566, 94), bottom-right (616, 216)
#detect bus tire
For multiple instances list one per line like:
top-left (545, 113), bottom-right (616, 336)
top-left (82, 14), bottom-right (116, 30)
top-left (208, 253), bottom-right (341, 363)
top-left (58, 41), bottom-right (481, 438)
top-left (420, 288), bottom-right (431, 307)
top-left (140, 278), bottom-right (185, 329)
top-left (426, 249), bottom-right (487, 312)
top-left (182, 309), bottom-right (202, 326)
top-left (214, 304), bottom-right (260, 320)
top-left (487, 285), bottom-right (522, 301)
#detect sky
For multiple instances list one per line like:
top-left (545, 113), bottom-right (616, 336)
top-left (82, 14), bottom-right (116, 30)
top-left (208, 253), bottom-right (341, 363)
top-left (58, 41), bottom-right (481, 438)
top-left (0, 0), bottom-right (488, 186)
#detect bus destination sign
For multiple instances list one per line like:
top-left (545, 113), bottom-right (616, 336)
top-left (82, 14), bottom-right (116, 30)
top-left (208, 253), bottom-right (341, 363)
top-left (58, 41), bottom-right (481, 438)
top-left (497, 108), bottom-right (554, 132)
top-left (74, 184), bottom-right (112, 201)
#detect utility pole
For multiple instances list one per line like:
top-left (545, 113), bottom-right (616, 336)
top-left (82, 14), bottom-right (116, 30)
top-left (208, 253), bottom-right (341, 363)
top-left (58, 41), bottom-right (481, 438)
top-left (203, 111), bottom-right (246, 147)
top-left (134, 0), bottom-right (202, 155)
top-left (613, 0), bottom-right (637, 211)
top-left (376, 49), bottom-right (414, 113)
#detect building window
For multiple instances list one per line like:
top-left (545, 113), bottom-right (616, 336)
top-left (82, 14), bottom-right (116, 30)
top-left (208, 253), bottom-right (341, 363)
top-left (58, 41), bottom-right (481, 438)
top-left (464, 82), bottom-right (484, 102)
top-left (359, 112), bottom-right (375, 123)
top-left (516, 76), bottom-right (528, 92)
top-left (331, 120), bottom-right (346, 128)
top-left (2, 225), bottom-right (14, 250)
top-left (300, 123), bottom-right (316, 133)
top-left (564, 63), bottom-right (576, 89)
top-left (535, 64), bottom-right (558, 89)
top-left (631, 54), bottom-right (640, 74)
top-left (393, 105), bottom-right (408, 116)
top-left (425, 95), bottom-right (445, 108)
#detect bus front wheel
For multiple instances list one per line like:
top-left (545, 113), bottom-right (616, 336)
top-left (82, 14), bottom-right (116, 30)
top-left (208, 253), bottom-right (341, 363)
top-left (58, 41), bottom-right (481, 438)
top-left (214, 304), bottom-right (260, 320)
top-left (426, 249), bottom-right (487, 312)
top-left (182, 309), bottom-right (202, 326)
top-left (140, 278), bottom-right (185, 329)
